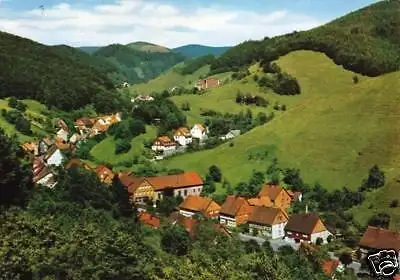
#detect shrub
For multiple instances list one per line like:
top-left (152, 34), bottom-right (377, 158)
top-left (229, 142), bottom-right (234, 147)
top-left (181, 102), bottom-right (191, 111)
top-left (368, 212), bottom-right (390, 228)
top-left (390, 199), bottom-right (398, 208)
top-left (327, 235), bottom-right (334, 243)
top-left (209, 165), bottom-right (222, 182)
top-left (353, 75), bottom-right (359, 84)
top-left (115, 139), bottom-right (131, 154)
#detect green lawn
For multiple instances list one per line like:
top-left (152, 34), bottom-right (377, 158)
top-left (90, 126), bottom-right (157, 168)
top-left (154, 51), bottom-right (400, 230)
top-left (129, 65), bottom-right (211, 94)
top-left (0, 98), bottom-right (50, 143)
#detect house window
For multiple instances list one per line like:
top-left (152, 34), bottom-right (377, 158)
top-left (184, 190), bottom-right (188, 196)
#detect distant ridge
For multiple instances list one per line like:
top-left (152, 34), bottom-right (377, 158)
top-left (172, 44), bottom-right (231, 58)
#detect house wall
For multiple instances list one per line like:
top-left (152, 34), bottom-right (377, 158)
top-left (155, 185), bottom-right (203, 201)
top-left (151, 144), bottom-right (176, 152)
top-left (174, 135), bottom-right (192, 146)
top-left (191, 127), bottom-right (205, 139)
top-left (219, 215), bottom-right (237, 228)
top-left (133, 182), bottom-right (156, 203)
top-left (310, 230), bottom-right (332, 244)
top-left (47, 150), bottom-right (64, 167)
top-left (37, 173), bottom-right (56, 188)
top-left (249, 222), bottom-right (287, 239)
top-left (179, 209), bottom-right (196, 217)
top-left (285, 231), bottom-right (311, 243)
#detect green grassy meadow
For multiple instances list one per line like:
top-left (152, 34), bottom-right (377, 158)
top-left (152, 51), bottom-right (400, 229)
top-left (0, 98), bottom-right (50, 143)
top-left (90, 125), bottom-right (157, 169)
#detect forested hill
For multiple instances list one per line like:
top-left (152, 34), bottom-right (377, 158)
top-left (0, 31), bottom-right (121, 112)
top-left (172, 44), bottom-right (231, 58)
top-left (210, 0), bottom-right (400, 76)
top-left (92, 44), bottom-right (186, 84)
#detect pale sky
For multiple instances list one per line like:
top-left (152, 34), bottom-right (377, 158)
top-left (0, 0), bottom-right (378, 47)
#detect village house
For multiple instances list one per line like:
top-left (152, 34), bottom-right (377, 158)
top-left (56, 119), bottom-right (69, 131)
top-left (219, 195), bottom-right (253, 228)
top-left (288, 190), bottom-right (303, 203)
top-left (258, 184), bottom-right (293, 210)
top-left (32, 158), bottom-right (57, 188)
top-left (190, 124), bottom-right (208, 141)
top-left (74, 117), bottom-right (94, 136)
top-left (220, 130), bottom-right (241, 141)
top-left (119, 171), bottom-right (204, 204)
top-left (131, 95), bottom-right (154, 103)
top-left (95, 165), bottom-right (115, 185)
top-left (138, 212), bottom-right (161, 229)
top-left (196, 77), bottom-right (221, 90)
top-left (69, 133), bottom-right (82, 145)
top-left (284, 212), bottom-right (332, 244)
top-left (179, 195), bottom-right (221, 219)
top-left (322, 259), bottom-right (344, 279)
top-left (151, 136), bottom-right (177, 154)
top-left (247, 206), bottom-right (289, 239)
top-left (44, 146), bottom-right (65, 167)
top-left (173, 127), bottom-right (193, 146)
top-left (56, 128), bottom-right (69, 142)
top-left (170, 212), bottom-right (231, 239)
top-left (358, 226), bottom-right (400, 260)
top-left (22, 141), bottom-right (39, 159)
top-left (38, 137), bottom-right (55, 155)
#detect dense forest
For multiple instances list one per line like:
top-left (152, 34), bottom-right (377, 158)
top-left (209, 0), bottom-right (400, 77)
top-left (0, 128), bottom-right (338, 280)
top-left (93, 44), bottom-right (186, 84)
top-left (0, 31), bottom-right (122, 112)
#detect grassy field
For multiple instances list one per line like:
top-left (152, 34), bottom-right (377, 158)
top-left (154, 50), bottom-right (400, 229)
top-left (0, 98), bottom-right (50, 143)
top-left (129, 65), bottom-right (210, 94)
top-left (90, 125), bottom-right (157, 169)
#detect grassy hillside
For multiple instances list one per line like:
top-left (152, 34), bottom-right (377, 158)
top-left (126, 42), bottom-right (170, 53)
top-left (211, 0), bottom-right (400, 77)
top-left (161, 51), bottom-right (400, 193)
top-left (172, 44), bottom-right (231, 58)
top-left (129, 64), bottom-right (211, 94)
top-left (0, 98), bottom-right (50, 143)
top-left (93, 44), bottom-right (186, 84)
top-left (90, 125), bottom-right (157, 169)
top-left (0, 31), bottom-right (121, 112)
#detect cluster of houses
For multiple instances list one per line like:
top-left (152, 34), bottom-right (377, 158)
top-left (22, 113), bottom-right (121, 188)
top-left (151, 124), bottom-right (241, 159)
top-left (118, 170), bottom-right (335, 245)
top-left (151, 124), bottom-right (208, 157)
top-left (120, 169), bottom-right (400, 279)
top-left (74, 113), bottom-right (121, 139)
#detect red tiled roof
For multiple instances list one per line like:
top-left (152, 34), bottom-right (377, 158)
top-left (179, 195), bottom-right (220, 218)
top-left (285, 213), bottom-right (326, 235)
top-left (219, 195), bottom-right (252, 217)
top-left (153, 136), bottom-right (176, 147)
top-left (174, 127), bottom-right (191, 137)
top-left (258, 184), bottom-right (290, 200)
top-left (322, 259), bottom-right (340, 276)
top-left (146, 171), bottom-right (203, 191)
top-left (138, 212), bottom-right (160, 228)
top-left (359, 226), bottom-right (400, 251)
top-left (192, 124), bottom-right (206, 133)
top-left (248, 206), bottom-right (288, 226)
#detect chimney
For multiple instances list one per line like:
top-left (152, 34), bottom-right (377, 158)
top-left (305, 204), bottom-right (308, 214)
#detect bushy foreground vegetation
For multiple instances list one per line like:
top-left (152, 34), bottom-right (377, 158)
top-left (0, 129), bottom-right (338, 280)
